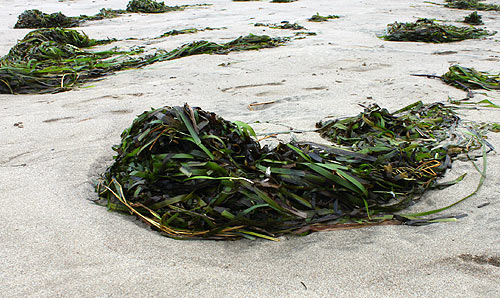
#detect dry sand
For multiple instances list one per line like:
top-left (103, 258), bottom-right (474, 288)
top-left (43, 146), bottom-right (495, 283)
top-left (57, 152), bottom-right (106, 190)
top-left (1, 0), bottom-right (499, 296)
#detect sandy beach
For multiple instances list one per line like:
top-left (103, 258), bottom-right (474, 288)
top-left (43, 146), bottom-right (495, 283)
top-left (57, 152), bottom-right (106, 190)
top-left (1, 0), bottom-right (499, 296)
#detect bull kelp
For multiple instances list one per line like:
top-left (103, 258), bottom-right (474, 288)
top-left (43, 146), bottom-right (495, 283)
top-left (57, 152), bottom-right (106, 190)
top-left (444, 0), bottom-right (500, 11)
top-left (442, 65), bottom-right (500, 90)
top-left (0, 29), bottom-right (286, 94)
top-left (96, 101), bottom-right (489, 240)
top-left (383, 18), bottom-right (493, 42)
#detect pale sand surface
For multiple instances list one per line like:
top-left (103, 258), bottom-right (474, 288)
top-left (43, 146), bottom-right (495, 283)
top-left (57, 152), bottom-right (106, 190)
top-left (1, 0), bottom-right (500, 296)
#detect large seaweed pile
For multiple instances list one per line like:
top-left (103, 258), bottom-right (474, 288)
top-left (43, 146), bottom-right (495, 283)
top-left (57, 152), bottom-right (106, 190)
top-left (383, 18), bottom-right (493, 43)
top-left (97, 102), bottom-right (487, 240)
top-left (0, 29), bottom-right (286, 94)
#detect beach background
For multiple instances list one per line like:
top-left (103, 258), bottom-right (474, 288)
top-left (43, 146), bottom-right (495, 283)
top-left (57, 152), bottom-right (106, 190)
top-left (1, 0), bottom-right (499, 296)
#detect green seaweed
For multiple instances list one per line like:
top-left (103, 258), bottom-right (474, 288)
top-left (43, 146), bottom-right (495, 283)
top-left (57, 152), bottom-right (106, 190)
top-left (81, 8), bottom-right (128, 21)
top-left (463, 11), bottom-right (483, 25)
top-left (294, 31), bottom-right (317, 36)
top-left (14, 8), bottom-right (128, 29)
top-left (255, 21), bottom-right (305, 30)
top-left (0, 29), bottom-right (286, 94)
top-left (14, 9), bottom-right (80, 28)
top-left (14, 0), bottom-right (206, 28)
top-left (308, 13), bottom-right (340, 22)
top-left (442, 65), bottom-right (500, 90)
top-left (158, 27), bottom-right (223, 38)
top-left (126, 0), bottom-right (185, 13)
top-left (383, 18), bottom-right (493, 43)
top-left (96, 101), bottom-right (489, 240)
top-left (445, 0), bottom-right (500, 11)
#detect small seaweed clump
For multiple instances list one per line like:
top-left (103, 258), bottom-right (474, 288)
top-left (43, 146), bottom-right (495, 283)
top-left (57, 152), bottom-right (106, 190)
top-left (308, 13), bottom-right (340, 22)
top-left (384, 18), bottom-right (493, 43)
top-left (295, 31), bottom-right (317, 36)
top-left (442, 65), bottom-right (500, 90)
top-left (271, 0), bottom-right (297, 2)
top-left (81, 8), bottom-right (128, 21)
top-left (126, 0), bottom-right (184, 13)
top-left (158, 27), bottom-right (222, 38)
top-left (464, 11), bottom-right (483, 25)
top-left (255, 21), bottom-right (305, 30)
top-left (97, 101), bottom-right (487, 240)
top-left (0, 30), bottom-right (286, 94)
top-left (445, 0), bottom-right (500, 11)
top-left (14, 9), bottom-right (80, 28)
